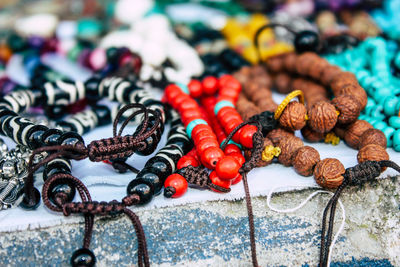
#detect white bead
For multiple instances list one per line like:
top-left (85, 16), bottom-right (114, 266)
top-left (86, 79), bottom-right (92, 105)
top-left (56, 21), bottom-right (77, 40)
top-left (140, 41), bottom-right (166, 66)
top-left (100, 31), bottom-right (143, 52)
top-left (15, 14), bottom-right (58, 38)
top-left (115, 0), bottom-right (154, 24)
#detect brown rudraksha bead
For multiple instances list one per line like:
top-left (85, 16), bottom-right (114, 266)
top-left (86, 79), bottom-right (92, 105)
top-left (279, 101), bottom-right (307, 131)
top-left (313, 158), bottom-right (345, 189)
top-left (267, 128), bottom-right (294, 146)
top-left (301, 125), bottom-right (325, 142)
top-left (357, 144), bottom-right (389, 170)
top-left (308, 101), bottom-right (338, 133)
top-left (293, 146), bottom-right (321, 176)
top-left (359, 128), bottom-right (387, 149)
top-left (278, 136), bottom-right (303, 167)
top-left (344, 120), bottom-right (373, 149)
top-left (331, 94), bottom-right (361, 125)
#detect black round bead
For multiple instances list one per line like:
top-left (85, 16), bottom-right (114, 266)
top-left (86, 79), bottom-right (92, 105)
top-left (84, 77), bottom-right (101, 101)
top-left (26, 125), bottom-right (49, 150)
top-left (41, 129), bottom-right (63, 146)
top-left (19, 187), bottom-right (40, 210)
top-left (294, 30), bottom-right (320, 53)
top-left (135, 168), bottom-right (163, 195)
top-left (126, 181), bottom-right (153, 205)
top-left (59, 131), bottom-right (84, 146)
top-left (93, 105), bottom-right (111, 126)
top-left (70, 248), bottom-right (96, 267)
top-left (43, 162), bottom-right (71, 181)
top-left (44, 105), bottom-right (66, 120)
top-left (49, 182), bottom-right (76, 205)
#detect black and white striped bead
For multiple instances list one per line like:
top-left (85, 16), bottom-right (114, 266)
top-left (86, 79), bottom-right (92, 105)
top-left (43, 80), bottom-right (85, 106)
top-left (0, 89), bottom-right (37, 113)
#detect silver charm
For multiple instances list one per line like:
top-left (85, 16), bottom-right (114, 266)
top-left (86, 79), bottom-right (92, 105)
top-left (0, 138), bottom-right (33, 211)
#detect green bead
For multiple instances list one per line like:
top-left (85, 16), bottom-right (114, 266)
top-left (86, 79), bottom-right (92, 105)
top-left (383, 97), bottom-right (400, 116)
top-left (67, 45), bottom-right (82, 61)
top-left (78, 18), bottom-right (102, 39)
top-left (393, 130), bottom-right (400, 151)
top-left (388, 116), bottom-right (400, 129)
top-left (382, 126), bottom-right (395, 147)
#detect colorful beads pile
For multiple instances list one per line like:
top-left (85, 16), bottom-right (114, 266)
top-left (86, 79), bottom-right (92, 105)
top-left (0, 0), bottom-right (400, 266)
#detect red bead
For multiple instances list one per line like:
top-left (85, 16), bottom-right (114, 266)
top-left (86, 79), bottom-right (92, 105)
top-left (181, 108), bottom-right (203, 125)
top-left (165, 84), bottom-right (182, 101)
top-left (171, 94), bottom-right (188, 109)
top-left (218, 75), bottom-right (235, 88)
top-left (188, 79), bottom-right (203, 98)
top-left (224, 144), bottom-right (241, 154)
top-left (239, 125), bottom-right (258, 148)
top-left (231, 173), bottom-right (242, 185)
top-left (222, 79), bottom-right (241, 93)
top-left (164, 174), bottom-right (188, 198)
top-left (210, 171), bottom-right (231, 191)
top-left (193, 130), bottom-right (216, 145)
top-left (177, 155), bottom-right (200, 169)
top-left (202, 76), bottom-right (219, 95)
top-left (215, 156), bottom-right (241, 180)
top-left (227, 152), bottom-right (245, 166)
top-left (216, 106), bottom-right (235, 119)
top-left (224, 118), bottom-right (242, 134)
top-left (192, 124), bottom-right (212, 138)
top-left (178, 99), bottom-right (199, 113)
top-left (200, 147), bottom-right (224, 169)
top-left (196, 139), bottom-right (219, 156)
top-left (219, 89), bottom-right (239, 103)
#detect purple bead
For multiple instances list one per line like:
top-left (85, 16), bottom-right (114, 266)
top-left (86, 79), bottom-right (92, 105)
top-left (77, 48), bottom-right (92, 68)
top-left (0, 77), bottom-right (17, 95)
top-left (28, 36), bottom-right (45, 50)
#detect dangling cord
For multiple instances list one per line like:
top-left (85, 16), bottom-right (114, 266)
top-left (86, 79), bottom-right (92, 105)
top-left (254, 23), bottom-right (296, 64)
top-left (267, 185), bottom-right (345, 267)
top-left (42, 173), bottom-right (150, 267)
top-left (319, 160), bottom-right (400, 267)
top-left (221, 120), bottom-right (264, 267)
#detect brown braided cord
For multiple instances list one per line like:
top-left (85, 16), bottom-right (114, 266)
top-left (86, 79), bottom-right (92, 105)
top-left (221, 120), bottom-right (264, 267)
top-left (179, 166), bottom-right (231, 193)
top-left (319, 160), bottom-right (400, 267)
top-left (42, 173), bottom-right (149, 266)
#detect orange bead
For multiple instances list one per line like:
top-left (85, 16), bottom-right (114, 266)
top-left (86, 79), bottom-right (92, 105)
top-left (200, 147), bottom-right (224, 169)
top-left (202, 76), bottom-right (219, 95)
top-left (239, 125), bottom-right (258, 148)
top-left (164, 174), bottom-right (188, 198)
top-left (0, 44), bottom-right (12, 63)
top-left (215, 156), bottom-right (241, 180)
top-left (210, 171), bottom-right (231, 191)
top-left (188, 79), bottom-right (203, 98)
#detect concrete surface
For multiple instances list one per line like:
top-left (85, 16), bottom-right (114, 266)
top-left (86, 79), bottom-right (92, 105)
top-left (0, 177), bottom-right (398, 266)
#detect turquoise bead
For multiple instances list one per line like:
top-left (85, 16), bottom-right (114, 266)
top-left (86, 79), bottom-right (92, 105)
top-left (374, 121), bottom-right (388, 131)
top-left (77, 19), bottom-right (102, 39)
top-left (383, 97), bottom-right (399, 116)
top-left (388, 116), bottom-right (400, 129)
top-left (393, 130), bottom-right (400, 152)
top-left (176, 83), bottom-right (189, 94)
top-left (382, 126), bottom-right (395, 147)
top-left (214, 100), bottom-right (234, 115)
top-left (185, 119), bottom-right (207, 139)
top-left (370, 107), bottom-right (386, 121)
top-left (220, 139), bottom-right (242, 149)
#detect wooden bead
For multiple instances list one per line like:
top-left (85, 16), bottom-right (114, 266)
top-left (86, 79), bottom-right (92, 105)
top-left (308, 58), bottom-right (330, 80)
top-left (274, 73), bottom-right (293, 94)
top-left (267, 128), bottom-right (294, 146)
top-left (295, 52), bottom-right (318, 76)
top-left (278, 136), bottom-right (303, 167)
top-left (279, 101), bottom-right (307, 131)
top-left (313, 158), bottom-right (345, 189)
top-left (266, 55), bottom-right (284, 72)
top-left (282, 53), bottom-right (297, 72)
top-left (357, 144), bottom-right (389, 171)
top-left (301, 125), bottom-right (325, 142)
top-left (338, 83), bottom-right (367, 109)
top-left (359, 128), bottom-right (387, 149)
top-left (308, 101), bottom-right (338, 133)
top-left (333, 125), bottom-right (346, 139)
top-left (293, 146), bottom-right (320, 176)
top-left (330, 72), bottom-right (358, 93)
top-left (244, 137), bottom-right (273, 167)
top-left (320, 65), bottom-right (342, 86)
top-left (331, 94), bottom-right (361, 125)
top-left (344, 120), bottom-right (373, 149)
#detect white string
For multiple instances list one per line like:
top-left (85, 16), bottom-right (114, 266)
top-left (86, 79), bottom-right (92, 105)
top-left (266, 186), bottom-right (346, 267)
